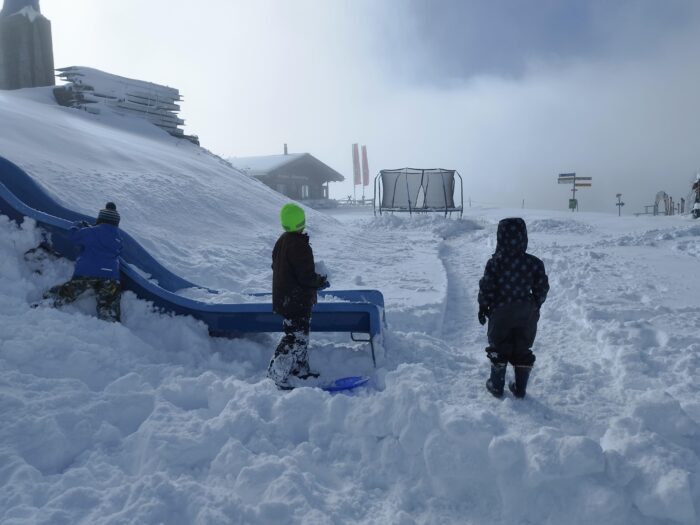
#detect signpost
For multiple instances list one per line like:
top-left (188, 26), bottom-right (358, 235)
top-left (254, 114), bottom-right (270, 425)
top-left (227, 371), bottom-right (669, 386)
top-left (616, 193), bottom-right (625, 216)
top-left (558, 173), bottom-right (592, 211)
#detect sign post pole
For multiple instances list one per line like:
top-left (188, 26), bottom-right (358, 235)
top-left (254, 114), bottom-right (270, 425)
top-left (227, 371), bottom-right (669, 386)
top-left (616, 193), bottom-right (625, 216)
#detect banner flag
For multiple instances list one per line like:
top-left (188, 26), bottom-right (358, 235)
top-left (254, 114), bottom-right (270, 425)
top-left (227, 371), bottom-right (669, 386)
top-left (352, 144), bottom-right (361, 186)
top-left (361, 145), bottom-right (369, 186)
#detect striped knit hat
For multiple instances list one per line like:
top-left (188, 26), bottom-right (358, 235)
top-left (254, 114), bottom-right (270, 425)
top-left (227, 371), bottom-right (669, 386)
top-left (97, 202), bottom-right (120, 226)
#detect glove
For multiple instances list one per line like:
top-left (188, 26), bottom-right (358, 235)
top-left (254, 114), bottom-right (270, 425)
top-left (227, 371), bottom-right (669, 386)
top-left (317, 275), bottom-right (330, 290)
top-left (74, 220), bottom-right (90, 228)
top-left (478, 306), bottom-right (489, 326)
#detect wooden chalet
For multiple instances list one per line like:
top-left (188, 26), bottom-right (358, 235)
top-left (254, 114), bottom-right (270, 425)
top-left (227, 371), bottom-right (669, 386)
top-left (229, 147), bottom-right (344, 206)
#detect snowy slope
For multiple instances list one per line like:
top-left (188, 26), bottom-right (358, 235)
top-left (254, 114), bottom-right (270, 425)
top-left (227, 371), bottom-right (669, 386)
top-left (0, 88), bottom-right (441, 309)
top-left (1, 90), bottom-right (700, 524)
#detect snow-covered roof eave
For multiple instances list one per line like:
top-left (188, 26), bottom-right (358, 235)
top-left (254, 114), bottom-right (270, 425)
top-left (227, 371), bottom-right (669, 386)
top-left (228, 153), bottom-right (306, 175)
top-left (6, 6), bottom-right (41, 22)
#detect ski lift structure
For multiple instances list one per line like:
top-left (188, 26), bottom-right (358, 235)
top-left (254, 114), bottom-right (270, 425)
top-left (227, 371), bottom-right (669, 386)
top-left (636, 175), bottom-right (700, 217)
top-left (655, 191), bottom-right (672, 215)
top-left (373, 168), bottom-right (464, 218)
top-left (638, 191), bottom-right (681, 216)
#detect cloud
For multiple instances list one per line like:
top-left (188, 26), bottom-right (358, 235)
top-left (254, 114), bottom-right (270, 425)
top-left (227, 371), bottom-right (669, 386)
top-left (376, 1), bottom-right (700, 82)
top-left (356, 32), bottom-right (700, 212)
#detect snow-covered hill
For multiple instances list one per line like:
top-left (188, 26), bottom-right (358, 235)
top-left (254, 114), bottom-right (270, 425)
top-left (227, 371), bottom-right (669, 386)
top-left (1, 89), bottom-right (699, 524)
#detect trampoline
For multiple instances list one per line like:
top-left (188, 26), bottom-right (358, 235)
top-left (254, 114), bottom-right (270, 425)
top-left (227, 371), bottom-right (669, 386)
top-left (373, 168), bottom-right (463, 218)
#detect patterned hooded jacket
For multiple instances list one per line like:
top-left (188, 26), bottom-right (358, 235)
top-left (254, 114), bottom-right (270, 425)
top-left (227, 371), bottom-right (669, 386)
top-left (478, 218), bottom-right (549, 312)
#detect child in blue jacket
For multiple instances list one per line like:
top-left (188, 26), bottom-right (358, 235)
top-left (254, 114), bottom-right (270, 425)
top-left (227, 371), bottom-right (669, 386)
top-left (44, 202), bottom-right (123, 322)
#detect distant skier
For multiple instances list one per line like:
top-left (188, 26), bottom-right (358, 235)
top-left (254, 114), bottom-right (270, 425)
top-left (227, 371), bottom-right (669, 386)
top-left (478, 218), bottom-right (549, 398)
top-left (268, 203), bottom-right (329, 389)
top-left (43, 202), bottom-right (123, 322)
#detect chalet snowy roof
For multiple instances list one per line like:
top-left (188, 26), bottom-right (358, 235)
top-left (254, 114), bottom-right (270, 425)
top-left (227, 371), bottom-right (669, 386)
top-left (229, 153), bottom-right (344, 182)
top-left (229, 153), bottom-right (306, 177)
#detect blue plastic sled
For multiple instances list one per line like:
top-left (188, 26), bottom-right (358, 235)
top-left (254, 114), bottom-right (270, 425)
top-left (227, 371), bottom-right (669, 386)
top-left (321, 376), bottom-right (370, 392)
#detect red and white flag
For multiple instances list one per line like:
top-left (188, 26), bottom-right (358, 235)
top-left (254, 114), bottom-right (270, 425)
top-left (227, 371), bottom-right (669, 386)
top-left (361, 145), bottom-right (369, 187)
top-left (352, 143), bottom-right (361, 186)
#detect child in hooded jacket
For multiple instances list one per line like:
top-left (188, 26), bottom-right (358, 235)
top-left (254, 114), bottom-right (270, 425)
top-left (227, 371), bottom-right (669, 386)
top-left (478, 217), bottom-right (549, 398)
top-left (268, 203), bottom-right (329, 389)
top-left (44, 202), bottom-right (123, 322)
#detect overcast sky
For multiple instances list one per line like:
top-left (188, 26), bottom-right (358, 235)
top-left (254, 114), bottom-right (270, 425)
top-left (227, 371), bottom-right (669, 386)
top-left (39, 0), bottom-right (700, 212)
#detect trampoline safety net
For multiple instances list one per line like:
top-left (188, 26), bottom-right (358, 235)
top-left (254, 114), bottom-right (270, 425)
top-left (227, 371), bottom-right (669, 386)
top-left (374, 168), bottom-right (463, 217)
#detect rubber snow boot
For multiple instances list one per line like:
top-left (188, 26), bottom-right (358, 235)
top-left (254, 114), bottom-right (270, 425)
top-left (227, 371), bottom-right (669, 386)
top-left (508, 366), bottom-right (532, 399)
top-left (291, 362), bottom-right (319, 381)
top-left (486, 363), bottom-right (507, 398)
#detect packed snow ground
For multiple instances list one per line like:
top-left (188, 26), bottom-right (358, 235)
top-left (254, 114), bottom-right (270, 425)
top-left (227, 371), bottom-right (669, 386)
top-left (1, 89), bottom-right (700, 524)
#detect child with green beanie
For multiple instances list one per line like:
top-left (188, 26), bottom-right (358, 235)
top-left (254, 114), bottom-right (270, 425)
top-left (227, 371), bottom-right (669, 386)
top-left (268, 203), bottom-right (329, 389)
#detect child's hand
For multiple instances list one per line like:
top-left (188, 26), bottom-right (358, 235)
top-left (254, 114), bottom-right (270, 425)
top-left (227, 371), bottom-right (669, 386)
top-left (317, 275), bottom-right (330, 290)
top-left (478, 307), bottom-right (489, 326)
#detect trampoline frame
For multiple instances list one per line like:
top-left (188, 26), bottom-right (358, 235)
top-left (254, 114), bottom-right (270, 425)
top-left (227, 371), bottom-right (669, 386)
top-left (373, 168), bottom-right (464, 218)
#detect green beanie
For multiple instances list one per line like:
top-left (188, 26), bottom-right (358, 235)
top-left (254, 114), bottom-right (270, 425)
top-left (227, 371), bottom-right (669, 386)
top-left (280, 203), bottom-right (306, 232)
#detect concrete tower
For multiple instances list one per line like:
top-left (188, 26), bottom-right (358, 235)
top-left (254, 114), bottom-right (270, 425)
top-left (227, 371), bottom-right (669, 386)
top-left (0, 0), bottom-right (55, 90)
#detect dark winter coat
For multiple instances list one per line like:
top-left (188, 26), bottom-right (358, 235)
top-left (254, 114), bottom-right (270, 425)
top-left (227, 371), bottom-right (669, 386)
top-left (478, 218), bottom-right (549, 313)
top-left (272, 232), bottom-right (324, 318)
top-left (70, 223), bottom-right (122, 281)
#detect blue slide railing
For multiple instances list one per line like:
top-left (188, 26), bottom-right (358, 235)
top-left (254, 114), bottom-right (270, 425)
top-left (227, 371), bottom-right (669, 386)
top-left (0, 156), bottom-right (384, 365)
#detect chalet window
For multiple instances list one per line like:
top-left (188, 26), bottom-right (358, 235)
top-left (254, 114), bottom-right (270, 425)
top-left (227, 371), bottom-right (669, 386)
top-left (301, 185), bottom-right (310, 199)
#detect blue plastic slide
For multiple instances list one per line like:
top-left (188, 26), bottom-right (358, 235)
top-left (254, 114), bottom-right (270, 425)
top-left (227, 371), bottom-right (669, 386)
top-left (0, 156), bottom-right (384, 365)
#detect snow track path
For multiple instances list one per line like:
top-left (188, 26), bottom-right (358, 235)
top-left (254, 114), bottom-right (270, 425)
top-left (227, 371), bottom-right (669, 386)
top-left (433, 224), bottom-right (497, 403)
top-left (438, 227), bottom-right (491, 345)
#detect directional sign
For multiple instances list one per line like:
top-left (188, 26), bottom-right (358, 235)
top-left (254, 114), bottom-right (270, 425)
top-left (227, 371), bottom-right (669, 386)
top-left (558, 172), bottom-right (592, 212)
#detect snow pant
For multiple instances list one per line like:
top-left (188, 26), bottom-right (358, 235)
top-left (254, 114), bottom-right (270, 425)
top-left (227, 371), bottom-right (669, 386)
top-left (485, 302), bottom-right (538, 367)
top-left (46, 277), bottom-right (121, 322)
top-left (267, 315), bottom-right (311, 385)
